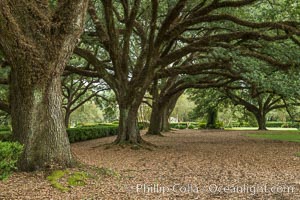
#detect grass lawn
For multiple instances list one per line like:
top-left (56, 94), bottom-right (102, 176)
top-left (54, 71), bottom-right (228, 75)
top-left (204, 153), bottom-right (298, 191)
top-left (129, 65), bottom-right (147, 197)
top-left (226, 127), bottom-right (298, 131)
top-left (245, 131), bottom-right (300, 143)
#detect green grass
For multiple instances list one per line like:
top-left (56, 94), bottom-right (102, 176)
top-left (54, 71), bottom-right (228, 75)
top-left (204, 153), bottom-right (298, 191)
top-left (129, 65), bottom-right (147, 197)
top-left (67, 171), bottom-right (89, 187)
top-left (226, 127), bottom-right (298, 131)
top-left (246, 131), bottom-right (300, 143)
top-left (47, 170), bottom-right (91, 192)
top-left (47, 170), bottom-right (69, 192)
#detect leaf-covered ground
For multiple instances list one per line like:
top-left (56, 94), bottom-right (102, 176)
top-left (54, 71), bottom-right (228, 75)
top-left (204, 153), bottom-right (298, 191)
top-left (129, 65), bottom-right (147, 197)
top-left (1, 130), bottom-right (300, 199)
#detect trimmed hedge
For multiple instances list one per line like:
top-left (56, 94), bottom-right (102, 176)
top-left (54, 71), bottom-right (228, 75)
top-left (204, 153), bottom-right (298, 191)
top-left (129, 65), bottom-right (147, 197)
top-left (198, 122), bottom-right (224, 129)
top-left (67, 125), bottom-right (119, 143)
top-left (170, 122), bottom-right (225, 129)
top-left (68, 122), bottom-right (148, 143)
top-left (0, 141), bottom-right (23, 180)
top-left (170, 122), bottom-right (188, 129)
top-left (0, 127), bottom-right (10, 132)
top-left (76, 123), bottom-right (118, 128)
top-left (227, 121), bottom-right (300, 128)
top-left (79, 122), bottom-right (149, 130)
top-left (170, 122), bottom-right (200, 129)
top-left (227, 121), bottom-right (250, 128)
top-left (266, 121), bottom-right (300, 128)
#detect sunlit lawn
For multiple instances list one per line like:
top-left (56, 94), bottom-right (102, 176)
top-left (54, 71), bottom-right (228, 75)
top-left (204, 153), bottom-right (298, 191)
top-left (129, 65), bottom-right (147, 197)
top-left (226, 127), bottom-right (298, 131)
top-left (245, 130), bottom-right (300, 143)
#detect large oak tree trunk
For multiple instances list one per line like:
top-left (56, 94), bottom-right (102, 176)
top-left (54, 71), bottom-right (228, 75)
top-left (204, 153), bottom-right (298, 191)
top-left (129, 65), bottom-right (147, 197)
top-left (161, 93), bottom-right (182, 132)
top-left (255, 112), bottom-right (267, 130)
top-left (206, 108), bottom-right (218, 129)
top-left (147, 102), bottom-right (164, 135)
top-left (161, 107), bottom-right (170, 132)
top-left (11, 70), bottom-right (73, 171)
top-left (115, 105), bottom-right (142, 144)
top-left (148, 91), bottom-right (183, 135)
top-left (0, 0), bottom-right (89, 171)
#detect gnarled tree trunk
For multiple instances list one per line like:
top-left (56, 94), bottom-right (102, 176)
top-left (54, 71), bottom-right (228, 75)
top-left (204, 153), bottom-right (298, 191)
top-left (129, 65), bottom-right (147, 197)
top-left (0, 0), bottom-right (89, 171)
top-left (206, 108), bottom-right (218, 129)
top-left (115, 105), bottom-right (142, 144)
top-left (161, 92), bottom-right (182, 132)
top-left (148, 91), bottom-right (183, 135)
top-left (255, 112), bottom-right (267, 130)
top-left (11, 70), bottom-right (72, 171)
top-left (147, 101), bottom-right (165, 135)
top-left (161, 107), bottom-right (170, 132)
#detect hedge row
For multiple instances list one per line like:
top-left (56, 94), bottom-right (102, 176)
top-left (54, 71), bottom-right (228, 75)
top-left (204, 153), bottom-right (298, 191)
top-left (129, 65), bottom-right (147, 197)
top-left (67, 122), bottom-right (150, 143)
top-left (228, 121), bottom-right (300, 128)
top-left (0, 125), bottom-right (10, 132)
top-left (170, 122), bottom-right (224, 129)
top-left (67, 125), bottom-right (119, 143)
top-left (0, 131), bottom-right (12, 142)
top-left (265, 121), bottom-right (300, 128)
top-left (170, 122), bottom-right (198, 129)
top-left (170, 121), bottom-right (300, 129)
top-left (76, 123), bottom-right (118, 128)
top-left (78, 122), bottom-right (149, 130)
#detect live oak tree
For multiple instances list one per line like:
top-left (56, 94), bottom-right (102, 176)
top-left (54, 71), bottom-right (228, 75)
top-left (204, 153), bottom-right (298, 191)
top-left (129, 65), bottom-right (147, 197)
top-left (0, 1), bottom-right (89, 171)
top-left (222, 40), bottom-right (300, 130)
top-left (147, 52), bottom-right (236, 134)
top-left (147, 72), bottom-right (234, 135)
top-left (67, 0), bottom-right (300, 144)
top-left (222, 72), bottom-right (300, 130)
top-left (147, 78), bottom-right (183, 135)
top-left (223, 84), bottom-right (287, 130)
top-left (62, 74), bottom-right (109, 128)
top-left (188, 87), bottom-right (231, 127)
top-left (196, 67), bottom-right (300, 130)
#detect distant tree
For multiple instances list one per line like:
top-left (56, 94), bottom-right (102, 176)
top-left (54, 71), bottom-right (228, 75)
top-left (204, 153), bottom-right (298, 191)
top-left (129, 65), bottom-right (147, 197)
top-left (62, 74), bottom-right (109, 128)
top-left (95, 91), bottom-right (119, 123)
top-left (190, 69), bottom-right (300, 130)
top-left (70, 101), bottom-right (104, 126)
top-left (147, 72), bottom-right (232, 134)
top-left (188, 88), bottom-right (229, 127)
top-left (223, 74), bottom-right (300, 130)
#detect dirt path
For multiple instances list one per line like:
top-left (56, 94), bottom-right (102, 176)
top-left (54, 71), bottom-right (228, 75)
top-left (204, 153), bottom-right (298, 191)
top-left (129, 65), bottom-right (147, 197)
top-left (1, 130), bottom-right (300, 199)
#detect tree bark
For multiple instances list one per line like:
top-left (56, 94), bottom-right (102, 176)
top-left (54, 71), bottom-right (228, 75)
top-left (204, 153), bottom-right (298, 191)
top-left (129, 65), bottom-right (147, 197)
top-left (161, 106), bottom-right (170, 132)
top-left (161, 92), bottom-right (182, 132)
top-left (64, 109), bottom-right (71, 129)
top-left (11, 70), bottom-right (73, 171)
top-left (115, 105), bottom-right (143, 144)
top-left (147, 102), bottom-right (164, 135)
top-left (206, 108), bottom-right (218, 129)
top-left (0, 0), bottom-right (89, 171)
top-left (148, 91), bottom-right (183, 135)
top-left (255, 112), bottom-right (267, 130)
